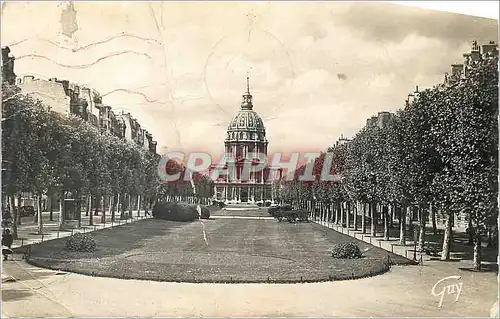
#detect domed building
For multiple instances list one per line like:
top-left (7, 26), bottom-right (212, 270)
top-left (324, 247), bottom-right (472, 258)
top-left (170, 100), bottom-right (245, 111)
top-left (211, 76), bottom-right (282, 204)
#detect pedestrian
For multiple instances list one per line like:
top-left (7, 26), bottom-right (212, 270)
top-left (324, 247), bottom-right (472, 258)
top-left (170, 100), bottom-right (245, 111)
top-left (2, 229), bottom-right (14, 261)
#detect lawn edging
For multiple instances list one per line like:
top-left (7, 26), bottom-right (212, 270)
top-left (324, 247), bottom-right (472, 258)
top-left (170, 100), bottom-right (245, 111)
top-left (25, 254), bottom-right (393, 284)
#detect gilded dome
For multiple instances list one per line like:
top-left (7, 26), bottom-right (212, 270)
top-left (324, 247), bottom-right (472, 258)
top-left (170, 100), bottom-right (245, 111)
top-left (227, 110), bottom-right (265, 133)
top-left (225, 76), bottom-right (267, 142)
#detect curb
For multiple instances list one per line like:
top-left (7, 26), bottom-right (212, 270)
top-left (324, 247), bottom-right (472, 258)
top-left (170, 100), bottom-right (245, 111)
top-left (313, 220), bottom-right (418, 265)
top-left (25, 255), bottom-right (391, 284)
top-left (11, 215), bottom-right (152, 249)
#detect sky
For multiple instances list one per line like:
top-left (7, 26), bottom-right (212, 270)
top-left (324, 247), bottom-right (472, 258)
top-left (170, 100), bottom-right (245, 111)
top-left (1, 1), bottom-right (498, 157)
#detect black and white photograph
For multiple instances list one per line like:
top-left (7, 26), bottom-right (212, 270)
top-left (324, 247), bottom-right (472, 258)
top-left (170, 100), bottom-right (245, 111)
top-left (1, 1), bottom-right (499, 317)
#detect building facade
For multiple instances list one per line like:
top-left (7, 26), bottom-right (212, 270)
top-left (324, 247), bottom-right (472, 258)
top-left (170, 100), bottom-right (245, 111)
top-left (18, 76), bottom-right (72, 115)
top-left (444, 40), bottom-right (498, 86)
top-left (210, 77), bottom-right (282, 204)
top-left (13, 72), bottom-right (157, 152)
top-left (365, 111), bottom-right (395, 129)
top-left (118, 111), bottom-right (157, 153)
top-left (333, 133), bottom-right (351, 148)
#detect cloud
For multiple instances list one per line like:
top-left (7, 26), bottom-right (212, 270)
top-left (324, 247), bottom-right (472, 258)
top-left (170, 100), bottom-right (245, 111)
top-left (2, 1), bottom-right (497, 154)
top-left (329, 2), bottom-right (498, 45)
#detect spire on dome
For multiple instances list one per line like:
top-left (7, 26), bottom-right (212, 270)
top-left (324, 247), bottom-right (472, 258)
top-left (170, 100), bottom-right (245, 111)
top-left (241, 74), bottom-right (253, 110)
top-left (246, 71), bottom-right (250, 94)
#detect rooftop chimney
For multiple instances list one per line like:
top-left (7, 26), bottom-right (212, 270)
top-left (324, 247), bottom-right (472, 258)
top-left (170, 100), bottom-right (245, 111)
top-left (470, 40), bottom-right (481, 62)
top-left (377, 112), bottom-right (391, 129)
top-left (481, 41), bottom-right (498, 57)
top-left (451, 64), bottom-right (463, 77)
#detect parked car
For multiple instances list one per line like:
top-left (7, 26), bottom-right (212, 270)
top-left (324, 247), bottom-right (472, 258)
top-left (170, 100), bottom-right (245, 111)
top-left (19, 205), bottom-right (35, 217)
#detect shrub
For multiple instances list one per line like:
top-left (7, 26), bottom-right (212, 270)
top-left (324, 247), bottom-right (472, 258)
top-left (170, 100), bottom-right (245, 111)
top-left (331, 242), bottom-right (362, 259)
top-left (264, 201), bottom-right (272, 207)
top-left (153, 202), bottom-right (208, 222)
top-left (268, 206), bottom-right (280, 215)
top-left (66, 233), bottom-right (96, 252)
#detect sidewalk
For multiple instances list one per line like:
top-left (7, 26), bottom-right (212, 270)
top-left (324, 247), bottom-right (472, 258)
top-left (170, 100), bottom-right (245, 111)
top-left (7, 210), bottom-right (152, 249)
top-left (316, 219), bottom-right (425, 261)
top-left (314, 218), bottom-right (498, 267)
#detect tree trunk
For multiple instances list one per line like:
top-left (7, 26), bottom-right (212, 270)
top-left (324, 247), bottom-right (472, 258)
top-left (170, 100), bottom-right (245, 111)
top-left (16, 194), bottom-right (22, 225)
top-left (33, 194), bottom-right (39, 223)
top-left (320, 202), bottom-right (324, 221)
top-left (340, 201), bottom-right (344, 227)
top-left (418, 206), bottom-right (426, 252)
top-left (441, 213), bottom-right (453, 261)
top-left (94, 196), bottom-right (100, 216)
top-left (406, 206), bottom-right (413, 235)
top-left (120, 194), bottom-right (126, 219)
top-left (76, 194), bottom-right (82, 228)
top-left (37, 192), bottom-right (44, 235)
top-left (370, 202), bottom-right (376, 237)
top-left (10, 195), bottom-right (18, 239)
top-left (353, 201), bottom-right (359, 231)
top-left (313, 200), bottom-right (317, 221)
top-left (137, 194), bottom-right (141, 217)
top-left (329, 203), bottom-right (333, 223)
top-left (384, 205), bottom-right (389, 241)
top-left (89, 195), bottom-right (94, 226)
top-left (116, 193), bottom-right (121, 220)
top-left (360, 202), bottom-right (366, 234)
top-left (109, 196), bottom-right (114, 222)
top-left (345, 202), bottom-right (350, 228)
top-left (467, 217), bottom-right (474, 245)
top-left (399, 205), bottom-right (406, 246)
top-left (334, 202), bottom-right (339, 224)
top-left (86, 194), bottom-right (91, 216)
top-left (144, 196), bottom-right (149, 216)
top-left (111, 194), bottom-right (117, 222)
top-left (473, 230), bottom-right (482, 271)
top-left (389, 205), bottom-right (394, 229)
top-left (329, 202), bottom-right (333, 223)
top-left (58, 192), bottom-right (65, 229)
top-left (430, 203), bottom-right (437, 236)
top-left (128, 194), bottom-right (133, 217)
top-left (487, 227), bottom-right (494, 247)
top-left (48, 191), bottom-right (54, 221)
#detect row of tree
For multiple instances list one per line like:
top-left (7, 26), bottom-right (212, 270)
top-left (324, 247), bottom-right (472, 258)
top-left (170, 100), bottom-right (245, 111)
top-left (277, 52), bottom-right (498, 270)
top-left (2, 83), bottom-right (214, 239)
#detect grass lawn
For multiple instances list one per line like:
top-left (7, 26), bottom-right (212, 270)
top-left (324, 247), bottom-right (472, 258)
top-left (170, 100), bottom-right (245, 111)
top-left (25, 216), bottom-right (416, 283)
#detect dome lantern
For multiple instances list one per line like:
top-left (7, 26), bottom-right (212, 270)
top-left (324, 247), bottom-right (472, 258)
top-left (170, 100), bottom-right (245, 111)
top-left (241, 74), bottom-right (253, 110)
